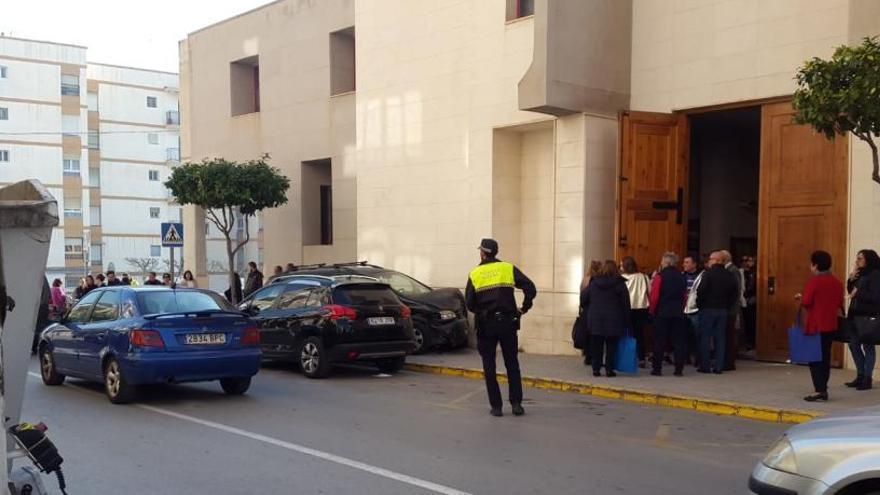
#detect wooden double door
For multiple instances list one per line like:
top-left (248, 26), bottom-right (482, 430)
top-left (616, 101), bottom-right (848, 362)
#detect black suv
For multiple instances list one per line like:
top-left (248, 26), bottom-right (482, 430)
top-left (239, 275), bottom-right (416, 378)
top-left (270, 263), bottom-right (469, 354)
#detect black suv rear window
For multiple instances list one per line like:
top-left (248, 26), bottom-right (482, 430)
top-left (332, 285), bottom-right (400, 306)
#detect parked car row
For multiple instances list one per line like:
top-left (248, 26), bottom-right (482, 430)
top-left (37, 263), bottom-right (465, 404)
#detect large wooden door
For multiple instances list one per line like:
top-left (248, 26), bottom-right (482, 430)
top-left (757, 102), bottom-right (848, 362)
top-left (616, 112), bottom-right (689, 268)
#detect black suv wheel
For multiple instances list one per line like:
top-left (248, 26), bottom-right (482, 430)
top-left (299, 336), bottom-right (331, 378)
top-left (412, 324), bottom-right (432, 354)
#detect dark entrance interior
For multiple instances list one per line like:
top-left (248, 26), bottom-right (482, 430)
top-left (687, 106), bottom-right (761, 354)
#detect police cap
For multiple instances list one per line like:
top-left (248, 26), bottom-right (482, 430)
top-left (478, 238), bottom-right (499, 256)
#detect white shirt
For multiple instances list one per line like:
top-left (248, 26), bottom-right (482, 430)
top-left (622, 273), bottom-right (650, 310)
top-left (685, 271), bottom-right (705, 315)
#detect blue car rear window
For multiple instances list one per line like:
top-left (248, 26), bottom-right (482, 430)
top-left (137, 291), bottom-right (234, 315)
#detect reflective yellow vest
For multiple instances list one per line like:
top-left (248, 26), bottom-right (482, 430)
top-left (469, 261), bottom-right (515, 293)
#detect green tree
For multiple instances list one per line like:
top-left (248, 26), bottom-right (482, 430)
top-left (793, 36), bottom-right (880, 186)
top-left (165, 155), bottom-right (290, 302)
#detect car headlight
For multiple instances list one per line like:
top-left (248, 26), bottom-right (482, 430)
top-left (763, 437), bottom-right (798, 474)
top-left (439, 310), bottom-right (457, 321)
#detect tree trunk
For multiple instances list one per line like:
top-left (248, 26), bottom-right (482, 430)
top-left (226, 235), bottom-right (238, 304)
top-left (869, 139), bottom-right (880, 186)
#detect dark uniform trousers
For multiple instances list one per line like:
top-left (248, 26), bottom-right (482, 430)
top-left (476, 314), bottom-right (523, 409)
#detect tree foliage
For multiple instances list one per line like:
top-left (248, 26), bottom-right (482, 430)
top-left (793, 36), bottom-right (880, 185)
top-left (164, 155), bottom-right (290, 302)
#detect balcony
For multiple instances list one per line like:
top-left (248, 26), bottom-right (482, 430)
top-left (166, 148), bottom-right (180, 163)
top-left (166, 110), bottom-right (180, 126)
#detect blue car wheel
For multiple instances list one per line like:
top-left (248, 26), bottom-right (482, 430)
top-left (220, 377), bottom-right (251, 395)
top-left (39, 347), bottom-right (65, 386)
top-left (104, 358), bottom-right (136, 404)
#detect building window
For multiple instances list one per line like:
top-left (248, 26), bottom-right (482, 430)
top-left (64, 237), bottom-right (83, 259)
top-left (88, 131), bottom-right (99, 149)
top-left (507, 0), bottom-right (535, 20)
top-left (0, 66), bottom-right (7, 78)
top-left (62, 159), bottom-right (80, 176)
top-left (90, 206), bottom-right (101, 225)
top-left (330, 27), bottom-right (356, 96)
top-left (301, 158), bottom-right (333, 246)
top-left (147, 96), bottom-right (157, 108)
top-left (87, 91), bottom-right (98, 111)
top-left (148, 170), bottom-right (160, 181)
top-left (64, 208), bottom-right (82, 217)
top-left (150, 245), bottom-right (161, 257)
top-left (0, 150), bottom-right (8, 162)
top-left (205, 222), bottom-right (210, 235)
top-left (166, 148), bottom-right (180, 162)
top-left (88, 167), bottom-right (100, 187)
top-left (90, 244), bottom-right (102, 263)
top-left (147, 133), bottom-right (159, 145)
top-left (62, 114), bottom-right (79, 137)
top-left (0, 107), bottom-right (8, 120)
top-left (149, 207), bottom-right (160, 218)
top-left (60, 74), bottom-right (80, 96)
top-left (64, 196), bottom-right (82, 217)
top-left (230, 56), bottom-right (260, 116)
top-left (166, 110), bottom-right (180, 125)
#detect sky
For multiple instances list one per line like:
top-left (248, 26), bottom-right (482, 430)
top-left (1, 0), bottom-right (276, 73)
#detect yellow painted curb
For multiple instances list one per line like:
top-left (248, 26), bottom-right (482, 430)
top-left (404, 362), bottom-right (822, 424)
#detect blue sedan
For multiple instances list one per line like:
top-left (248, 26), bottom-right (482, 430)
top-left (38, 287), bottom-right (262, 403)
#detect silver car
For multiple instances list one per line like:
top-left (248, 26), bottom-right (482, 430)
top-left (750, 407), bottom-right (880, 495)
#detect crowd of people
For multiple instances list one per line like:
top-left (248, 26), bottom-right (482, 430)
top-left (574, 248), bottom-right (880, 403)
top-left (68, 269), bottom-right (199, 301)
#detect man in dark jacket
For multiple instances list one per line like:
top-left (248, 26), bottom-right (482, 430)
top-left (696, 251), bottom-right (739, 374)
top-left (721, 250), bottom-right (744, 370)
top-left (106, 270), bottom-right (123, 287)
top-left (465, 238), bottom-right (536, 417)
top-left (649, 252), bottom-right (688, 376)
top-left (244, 261), bottom-right (263, 297)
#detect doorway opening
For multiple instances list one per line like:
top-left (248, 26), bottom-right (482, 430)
top-left (687, 106), bottom-right (761, 356)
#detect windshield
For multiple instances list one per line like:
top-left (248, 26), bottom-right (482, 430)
top-left (136, 290), bottom-right (235, 315)
top-left (372, 271), bottom-right (432, 296)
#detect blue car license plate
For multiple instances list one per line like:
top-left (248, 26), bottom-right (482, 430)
top-left (185, 333), bottom-right (226, 345)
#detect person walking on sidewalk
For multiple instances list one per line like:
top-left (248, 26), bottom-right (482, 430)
top-left (649, 252), bottom-right (688, 376)
top-left (465, 238), bottom-right (537, 418)
top-left (796, 250), bottom-right (844, 402)
top-left (845, 249), bottom-right (880, 391)
top-left (621, 257), bottom-right (650, 368)
top-left (696, 252), bottom-right (739, 374)
top-left (583, 260), bottom-right (631, 378)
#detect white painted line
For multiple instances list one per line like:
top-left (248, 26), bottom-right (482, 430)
top-left (26, 372), bottom-right (471, 495)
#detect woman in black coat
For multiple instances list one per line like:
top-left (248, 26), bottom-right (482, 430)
top-left (582, 260), bottom-right (631, 377)
top-left (846, 249), bottom-right (880, 390)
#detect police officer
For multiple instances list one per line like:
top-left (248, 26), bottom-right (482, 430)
top-left (465, 238), bottom-right (537, 417)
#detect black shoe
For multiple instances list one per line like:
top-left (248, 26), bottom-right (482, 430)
top-left (593, 370), bottom-right (602, 377)
top-left (858, 379), bottom-right (873, 391)
top-left (583, 356), bottom-right (591, 366)
top-left (511, 403), bottom-right (525, 416)
top-left (651, 369), bottom-right (662, 376)
top-left (674, 369), bottom-right (683, 377)
top-left (490, 407), bottom-right (503, 417)
top-left (697, 368), bottom-right (711, 374)
top-left (846, 376), bottom-right (864, 388)
top-left (606, 370), bottom-right (617, 377)
top-left (804, 392), bottom-right (828, 402)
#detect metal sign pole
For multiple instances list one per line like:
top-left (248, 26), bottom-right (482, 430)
top-left (170, 246), bottom-right (175, 285)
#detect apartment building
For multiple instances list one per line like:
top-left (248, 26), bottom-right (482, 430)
top-left (182, 0), bottom-right (880, 364)
top-left (0, 36), bottom-right (180, 287)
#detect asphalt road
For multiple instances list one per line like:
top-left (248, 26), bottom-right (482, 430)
top-left (19, 358), bottom-right (786, 494)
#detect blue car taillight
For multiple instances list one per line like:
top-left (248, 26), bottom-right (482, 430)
top-left (131, 329), bottom-right (165, 349)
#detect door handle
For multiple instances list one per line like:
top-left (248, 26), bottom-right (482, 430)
top-left (768, 276), bottom-right (776, 296)
top-left (651, 187), bottom-right (684, 225)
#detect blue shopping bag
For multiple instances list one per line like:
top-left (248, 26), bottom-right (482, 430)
top-left (788, 310), bottom-right (821, 363)
top-left (615, 333), bottom-right (638, 374)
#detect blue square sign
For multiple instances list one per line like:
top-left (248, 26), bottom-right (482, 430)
top-left (161, 222), bottom-right (184, 247)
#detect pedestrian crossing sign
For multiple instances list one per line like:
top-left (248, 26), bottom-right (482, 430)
top-left (161, 222), bottom-right (184, 247)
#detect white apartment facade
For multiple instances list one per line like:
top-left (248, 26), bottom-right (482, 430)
top-left (0, 36), bottom-right (180, 288)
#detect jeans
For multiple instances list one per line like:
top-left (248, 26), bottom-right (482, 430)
top-left (808, 332), bottom-right (834, 393)
top-left (686, 313), bottom-right (700, 367)
top-left (699, 309), bottom-right (727, 372)
top-left (477, 319), bottom-right (523, 409)
top-left (590, 335), bottom-right (619, 373)
top-left (653, 316), bottom-right (687, 372)
top-left (849, 340), bottom-right (877, 379)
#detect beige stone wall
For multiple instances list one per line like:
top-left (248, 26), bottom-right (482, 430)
top-left (631, 0), bottom-right (850, 112)
top-left (180, 0), bottom-right (357, 278)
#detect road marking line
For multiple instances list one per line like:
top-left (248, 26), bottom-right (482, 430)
top-left (137, 405), bottom-right (472, 495)
top-left (27, 372), bottom-right (471, 495)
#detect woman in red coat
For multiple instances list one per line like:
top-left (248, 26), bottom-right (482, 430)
top-left (796, 250), bottom-right (844, 402)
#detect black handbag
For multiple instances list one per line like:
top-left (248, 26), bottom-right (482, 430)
top-left (854, 316), bottom-right (880, 345)
top-left (832, 317), bottom-right (852, 343)
top-left (571, 316), bottom-right (589, 350)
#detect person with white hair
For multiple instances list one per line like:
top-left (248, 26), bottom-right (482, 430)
top-left (648, 252), bottom-right (688, 376)
top-left (719, 250), bottom-right (745, 371)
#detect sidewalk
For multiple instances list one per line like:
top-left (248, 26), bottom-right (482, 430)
top-left (406, 348), bottom-right (880, 423)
